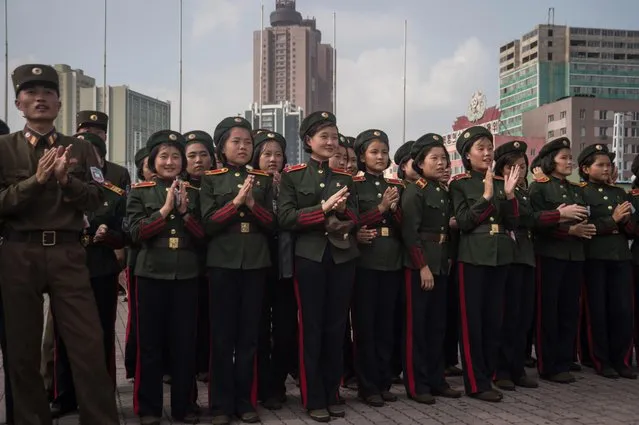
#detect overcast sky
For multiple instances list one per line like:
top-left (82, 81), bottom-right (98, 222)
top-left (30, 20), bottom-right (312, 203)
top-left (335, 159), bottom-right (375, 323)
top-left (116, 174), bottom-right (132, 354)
top-left (1, 0), bottom-right (639, 152)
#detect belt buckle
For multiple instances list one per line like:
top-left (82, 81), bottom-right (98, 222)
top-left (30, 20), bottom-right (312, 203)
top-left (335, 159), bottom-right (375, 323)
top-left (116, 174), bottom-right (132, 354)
top-left (81, 234), bottom-right (91, 247)
top-left (169, 237), bottom-right (179, 249)
top-left (380, 227), bottom-right (389, 237)
top-left (490, 224), bottom-right (499, 236)
top-left (240, 222), bottom-right (250, 234)
top-left (439, 233), bottom-right (446, 244)
top-left (42, 231), bottom-right (56, 246)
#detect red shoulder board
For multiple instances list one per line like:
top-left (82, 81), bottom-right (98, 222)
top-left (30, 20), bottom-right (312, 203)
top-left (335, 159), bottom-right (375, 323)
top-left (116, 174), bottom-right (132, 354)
top-left (385, 178), bottom-right (405, 187)
top-left (570, 181), bottom-right (587, 187)
top-left (205, 168), bottom-right (228, 176)
top-left (534, 175), bottom-right (550, 183)
top-left (102, 181), bottom-right (125, 196)
top-left (131, 181), bottom-right (156, 189)
top-left (451, 173), bottom-right (470, 181)
top-left (284, 163), bottom-right (307, 173)
top-left (330, 167), bottom-right (353, 177)
top-left (248, 169), bottom-right (270, 177)
top-left (353, 176), bottom-right (366, 182)
top-left (416, 178), bottom-right (428, 189)
top-left (630, 189), bottom-right (639, 196)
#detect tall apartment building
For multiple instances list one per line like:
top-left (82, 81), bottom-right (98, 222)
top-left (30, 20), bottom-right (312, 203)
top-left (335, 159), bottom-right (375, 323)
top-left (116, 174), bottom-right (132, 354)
top-left (244, 101), bottom-right (306, 165)
top-left (499, 25), bottom-right (639, 135)
top-left (253, 0), bottom-right (334, 116)
top-left (80, 86), bottom-right (171, 178)
top-left (53, 64), bottom-right (96, 136)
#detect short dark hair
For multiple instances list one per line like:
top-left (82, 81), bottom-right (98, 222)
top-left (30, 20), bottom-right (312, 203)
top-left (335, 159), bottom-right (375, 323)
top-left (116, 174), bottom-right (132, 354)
top-left (539, 154), bottom-right (556, 176)
top-left (411, 145), bottom-right (450, 176)
top-left (148, 142), bottom-right (186, 175)
top-left (251, 140), bottom-right (287, 172)
top-left (579, 152), bottom-right (609, 181)
top-left (357, 142), bottom-right (391, 172)
top-left (494, 151), bottom-right (528, 177)
top-left (303, 122), bottom-right (338, 154)
top-left (216, 130), bottom-right (254, 166)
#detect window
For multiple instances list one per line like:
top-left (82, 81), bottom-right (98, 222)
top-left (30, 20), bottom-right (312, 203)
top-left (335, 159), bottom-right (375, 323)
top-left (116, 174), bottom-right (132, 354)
top-left (548, 29), bottom-right (554, 37)
top-left (560, 127), bottom-right (567, 135)
top-left (581, 127), bottom-right (586, 137)
top-left (599, 127), bottom-right (608, 136)
top-left (548, 53), bottom-right (553, 61)
top-left (530, 148), bottom-right (536, 156)
top-left (599, 110), bottom-right (608, 120)
top-left (548, 40), bottom-right (553, 47)
top-left (548, 114), bottom-right (555, 123)
top-left (560, 111), bottom-right (567, 119)
top-left (579, 109), bottom-right (586, 120)
top-left (548, 130), bottom-right (555, 138)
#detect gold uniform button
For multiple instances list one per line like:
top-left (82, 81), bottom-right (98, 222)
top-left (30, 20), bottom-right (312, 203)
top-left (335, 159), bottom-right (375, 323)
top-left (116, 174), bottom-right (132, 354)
top-left (375, 181), bottom-right (380, 186)
top-left (170, 229), bottom-right (177, 235)
top-left (377, 193), bottom-right (382, 198)
top-left (440, 199), bottom-right (444, 203)
top-left (382, 219), bottom-right (387, 224)
top-left (523, 196), bottom-right (527, 200)
top-left (320, 183), bottom-right (325, 188)
top-left (237, 184), bottom-right (243, 188)
top-left (608, 206), bottom-right (613, 210)
top-left (489, 217), bottom-right (495, 222)
top-left (604, 196), bottom-right (608, 200)
top-left (441, 226), bottom-right (445, 231)
top-left (436, 187), bottom-right (440, 192)
top-left (560, 185), bottom-right (564, 189)
top-left (170, 214), bottom-right (175, 219)
top-left (318, 169), bottom-right (324, 174)
top-left (562, 194), bottom-right (567, 198)
top-left (235, 172), bottom-right (240, 177)
top-left (240, 212), bottom-right (245, 217)
top-left (598, 188), bottom-right (603, 192)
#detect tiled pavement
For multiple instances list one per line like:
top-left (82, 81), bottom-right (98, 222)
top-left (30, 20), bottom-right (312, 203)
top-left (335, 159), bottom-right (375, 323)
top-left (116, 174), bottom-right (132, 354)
top-left (2, 298), bottom-right (639, 424)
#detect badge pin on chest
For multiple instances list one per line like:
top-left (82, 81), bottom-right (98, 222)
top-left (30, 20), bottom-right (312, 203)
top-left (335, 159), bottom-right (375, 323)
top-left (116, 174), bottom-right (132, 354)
top-left (103, 201), bottom-right (109, 207)
top-left (336, 182), bottom-right (341, 187)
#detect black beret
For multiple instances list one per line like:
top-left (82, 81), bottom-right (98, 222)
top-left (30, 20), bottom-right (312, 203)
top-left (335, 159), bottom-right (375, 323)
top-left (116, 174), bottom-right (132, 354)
top-left (410, 133), bottom-right (445, 159)
top-left (299, 111), bottom-right (337, 140)
top-left (537, 137), bottom-right (571, 160)
top-left (146, 130), bottom-right (186, 152)
top-left (134, 147), bottom-right (149, 168)
top-left (577, 143), bottom-right (609, 165)
top-left (494, 140), bottom-right (528, 162)
top-left (252, 128), bottom-right (271, 137)
top-left (77, 110), bottom-right (108, 132)
top-left (11, 64), bottom-right (59, 96)
top-left (344, 136), bottom-right (355, 150)
top-left (254, 131), bottom-right (287, 153)
top-left (354, 129), bottom-right (389, 156)
top-left (0, 119), bottom-right (9, 136)
top-left (455, 126), bottom-right (493, 156)
top-left (213, 117), bottom-right (252, 146)
top-left (183, 130), bottom-right (215, 155)
top-left (393, 141), bottom-right (414, 165)
top-left (74, 132), bottom-right (106, 158)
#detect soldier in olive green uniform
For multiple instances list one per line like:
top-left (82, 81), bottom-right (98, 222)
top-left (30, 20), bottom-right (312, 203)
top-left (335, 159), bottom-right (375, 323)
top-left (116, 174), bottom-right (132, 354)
top-left (76, 110), bottom-right (131, 191)
top-left (0, 64), bottom-right (119, 425)
top-left (577, 143), bottom-right (636, 379)
top-left (200, 117), bottom-right (275, 425)
top-left (124, 147), bottom-right (151, 380)
top-left (449, 126), bottom-right (521, 402)
top-left (528, 137), bottom-right (593, 384)
top-left (493, 141), bottom-right (565, 390)
top-left (278, 111), bottom-right (359, 422)
top-left (127, 130), bottom-right (205, 425)
top-left (50, 132), bottom-right (127, 417)
top-left (630, 157), bottom-right (639, 365)
top-left (183, 130), bottom-right (215, 383)
top-left (401, 134), bottom-right (463, 404)
top-left (351, 129), bottom-right (403, 406)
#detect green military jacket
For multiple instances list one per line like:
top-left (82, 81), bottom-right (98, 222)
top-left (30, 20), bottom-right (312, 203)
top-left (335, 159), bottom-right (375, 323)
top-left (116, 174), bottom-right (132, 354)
top-left (104, 160), bottom-right (132, 193)
top-left (187, 174), bottom-right (208, 275)
top-left (581, 181), bottom-right (632, 261)
top-left (354, 172), bottom-right (403, 271)
top-left (512, 184), bottom-right (563, 267)
top-left (529, 175), bottom-right (586, 261)
top-left (200, 166), bottom-right (274, 270)
top-left (278, 159), bottom-right (359, 264)
top-left (127, 177), bottom-right (205, 280)
top-left (84, 181), bottom-right (127, 278)
top-left (449, 170), bottom-right (518, 267)
top-left (627, 189), bottom-right (639, 265)
top-left (401, 177), bottom-right (451, 275)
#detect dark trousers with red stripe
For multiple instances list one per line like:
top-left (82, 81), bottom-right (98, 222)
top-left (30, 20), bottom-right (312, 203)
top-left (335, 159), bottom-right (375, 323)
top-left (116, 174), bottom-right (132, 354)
top-left (535, 257), bottom-right (582, 376)
top-left (124, 269), bottom-right (138, 379)
top-left (496, 264), bottom-right (535, 381)
top-left (258, 272), bottom-right (298, 401)
top-left (295, 252), bottom-right (355, 411)
top-left (0, 288), bottom-right (14, 424)
top-left (209, 268), bottom-right (265, 417)
top-left (583, 259), bottom-right (633, 372)
top-left (402, 270), bottom-right (448, 397)
top-left (196, 275), bottom-right (210, 376)
top-left (444, 263), bottom-right (460, 368)
top-left (458, 262), bottom-right (507, 395)
top-left (352, 268), bottom-right (401, 397)
top-left (52, 274), bottom-right (118, 408)
top-left (134, 277), bottom-right (198, 419)
top-left (342, 316), bottom-right (355, 382)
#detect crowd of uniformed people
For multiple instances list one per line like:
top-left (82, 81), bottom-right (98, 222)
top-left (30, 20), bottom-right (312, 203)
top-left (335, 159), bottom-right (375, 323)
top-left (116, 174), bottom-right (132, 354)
top-left (1, 64), bottom-right (639, 425)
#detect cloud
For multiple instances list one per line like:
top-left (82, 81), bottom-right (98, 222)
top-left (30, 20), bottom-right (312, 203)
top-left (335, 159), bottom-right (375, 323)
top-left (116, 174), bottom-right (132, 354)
top-left (190, 0), bottom-right (246, 40)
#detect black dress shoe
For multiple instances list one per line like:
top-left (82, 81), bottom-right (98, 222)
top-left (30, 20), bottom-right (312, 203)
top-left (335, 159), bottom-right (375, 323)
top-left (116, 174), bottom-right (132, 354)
top-left (617, 367), bottom-right (638, 379)
top-left (239, 411), bottom-right (260, 423)
top-left (599, 367), bottom-right (619, 379)
top-left (409, 393), bottom-right (436, 405)
top-left (524, 356), bottom-right (537, 368)
top-left (262, 396), bottom-right (283, 410)
top-left (174, 411), bottom-right (199, 424)
top-left (308, 409), bottom-right (330, 422)
top-left (514, 376), bottom-right (538, 388)
top-left (444, 365), bottom-right (463, 376)
top-left (569, 362), bottom-right (582, 372)
top-left (381, 390), bottom-right (398, 402)
top-left (494, 379), bottom-right (516, 391)
top-left (328, 404), bottom-right (346, 417)
top-left (469, 389), bottom-right (502, 402)
top-left (50, 402), bottom-right (77, 419)
top-left (431, 386), bottom-right (462, 398)
top-left (211, 414), bottom-right (231, 425)
top-left (359, 394), bottom-right (384, 407)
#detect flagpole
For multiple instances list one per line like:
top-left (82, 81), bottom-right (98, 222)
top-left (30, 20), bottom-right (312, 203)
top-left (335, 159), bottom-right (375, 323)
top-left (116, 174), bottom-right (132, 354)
top-left (102, 0), bottom-right (107, 113)
top-left (178, 0), bottom-right (183, 132)
top-left (333, 12), bottom-right (337, 115)
top-left (402, 19), bottom-right (407, 143)
top-left (258, 1), bottom-right (264, 128)
top-left (4, 0), bottom-right (8, 122)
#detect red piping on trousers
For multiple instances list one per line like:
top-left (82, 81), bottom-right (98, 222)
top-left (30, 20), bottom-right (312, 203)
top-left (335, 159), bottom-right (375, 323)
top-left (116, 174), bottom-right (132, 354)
top-left (458, 263), bottom-right (478, 394)
top-left (582, 283), bottom-right (602, 372)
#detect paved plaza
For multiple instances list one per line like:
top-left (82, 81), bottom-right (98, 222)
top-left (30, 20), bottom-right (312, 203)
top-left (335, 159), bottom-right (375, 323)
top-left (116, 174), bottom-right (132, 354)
top-left (2, 298), bottom-right (639, 424)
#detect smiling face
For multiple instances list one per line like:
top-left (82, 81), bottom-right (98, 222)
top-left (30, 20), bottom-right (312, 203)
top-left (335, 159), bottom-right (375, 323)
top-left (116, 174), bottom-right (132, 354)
top-left (467, 137), bottom-right (494, 172)
top-left (15, 85), bottom-right (61, 123)
top-left (258, 141), bottom-right (284, 174)
top-left (552, 148), bottom-right (573, 178)
top-left (222, 127), bottom-right (253, 167)
top-left (307, 125), bottom-right (339, 161)
top-left (154, 145), bottom-right (183, 179)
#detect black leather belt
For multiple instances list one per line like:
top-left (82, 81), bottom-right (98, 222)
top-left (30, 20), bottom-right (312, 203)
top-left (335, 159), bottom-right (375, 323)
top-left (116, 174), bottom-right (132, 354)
top-left (145, 237), bottom-right (193, 250)
top-left (375, 226), bottom-right (396, 237)
top-left (227, 222), bottom-right (260, 234)
top-left (472, 224), bottom-right (506, 235)
top-left (419, 232), bottom-right (449, 243)
top-left (2, 230), bottom-right (81, 246)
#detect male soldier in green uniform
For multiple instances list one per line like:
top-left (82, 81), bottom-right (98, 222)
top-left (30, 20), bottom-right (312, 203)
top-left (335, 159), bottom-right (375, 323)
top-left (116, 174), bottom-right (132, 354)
top-left (50, 132), bottom-right (127, 417)
top-left (0, 64), bottom-right (119, 424)
top-left (76, 110), bottom-right (131, 191)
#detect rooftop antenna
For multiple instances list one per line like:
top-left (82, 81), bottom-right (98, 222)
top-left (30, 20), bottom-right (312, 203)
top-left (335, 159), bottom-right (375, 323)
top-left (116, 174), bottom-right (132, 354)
top-left (548, 7), bottom-right (555, 26)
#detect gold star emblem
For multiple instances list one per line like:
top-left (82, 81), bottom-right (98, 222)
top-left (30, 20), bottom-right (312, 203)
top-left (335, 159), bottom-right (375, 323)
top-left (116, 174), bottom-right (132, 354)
top-left (321, 112), bottom-right (329, 118)
top-left (336, 183), bottom-right (341, 187)
top-left (340, 136), bottom-right (345, 142)
top-left (234, 117), bottom-right (242, 123)
top-left (188, 134), bottom-right (196, 140)
top-left (464, 132), bottom-right (470, 139)
top-left (433, 135), bottom-right (440, 141)
top-left (90, 114), bottom-right (98, 121)
top-left (514, 142), bottom-right (520, 148)
top-left (596, 144), bottom-right (602, 150)
top-left (373, 131), bottom-right (381, 137)
top-left (563, 140), bottom-right (569, 146)
top-left (169, 134), bottom-right (177, 141)
top-left (268, 133), bottom-right (275, 138)
top-left (32, 67), bottom-right (42, 75)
